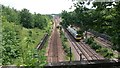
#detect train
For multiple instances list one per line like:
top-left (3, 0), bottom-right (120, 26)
top-left (67, 26), bottom-right (82, 41)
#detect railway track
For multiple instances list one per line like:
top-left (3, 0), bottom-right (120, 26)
top-left (87, 31), bottom-right (112, 49)
top-left (47, 17), bottom-right (65, 63)
top-left (79, 41), bottom-right (104, 60)
top-left (51, 28), bottom-right (59, 62)
top-left (87, 31), bottom-right (120, 57)
top-left (47, 21), bottom-right (59, 63)
top-left (64, 28), bottom-right (105, 62)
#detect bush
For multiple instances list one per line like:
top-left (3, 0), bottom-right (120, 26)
top-left (100, 48), bottom-right (111, 58)
top-left (118, 54), bottom-right (120, 59)
top-left (101, 48), bottom-right (108, 53)
top-left (91, 42), bottom-right (97, 50)
top-left (60, 30), bottom-right (72, 58)
top-left (85, 37), bottom-right (94, 45)
top-left (64, 37), bottom-right (67, 41)
top-left (96, 49), bottom-right (100, 53)
top-left (84, 35), bottom-right (114, 58)
top-left (104, 51), bottom-right (113, 58)
top-left (95, 44), bottom-right (102, 50)
top-left (63, 44), bottom-right (67, 49)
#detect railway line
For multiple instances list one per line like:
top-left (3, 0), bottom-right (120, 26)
top-left (47, 17), bottom-right (65, 63)
top-left (64, 28), bottom-right (105, 62)
top-left (86, 31), bottom-right (119, 57)
top-left (79, 41), bottom-right (104, 60)
top-left (46, 16), bottom-right (118, 65)
top-left (47, 20), bottom-right (59, 63)
top-left (86, 31), bottom-right (112, 49)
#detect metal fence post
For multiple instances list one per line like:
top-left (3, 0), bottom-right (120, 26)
top-left (70, 47), bottom-right (72, 62)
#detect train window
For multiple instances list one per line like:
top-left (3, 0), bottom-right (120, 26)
top-left (76, 35), bottom-right (81, 37)
top-left (56, 26), bottom-right (59, 28)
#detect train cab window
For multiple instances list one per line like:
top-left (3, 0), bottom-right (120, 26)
top-left (76, 35), bottom-right (81, 37)
top-left (56, 26), bottom-right (59, 28)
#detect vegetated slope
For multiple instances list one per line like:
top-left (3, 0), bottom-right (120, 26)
top-left (1, 4), bottom-right (52, 66)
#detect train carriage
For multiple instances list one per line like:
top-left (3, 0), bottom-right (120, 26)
top-left (67, 26), bottom-right (82, 41)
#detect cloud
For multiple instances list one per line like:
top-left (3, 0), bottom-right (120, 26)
top-left (1, 0), bottom-right (74, 14)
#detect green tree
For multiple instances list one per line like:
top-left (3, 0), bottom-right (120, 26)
top-left (2, 17), bottom-right (21, 65)
top-left (33, 14), bottom-right (47, 29)
top-left (20, 8), bottom-right (34, 28)
top-left (111, 2), bottom-right (120, 51)
top-left (2, 5), bottom-right (20, 24)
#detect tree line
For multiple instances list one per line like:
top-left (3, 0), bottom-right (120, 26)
top-left (2, 5), bottom-right (52, 29)
top-left (61, 1), bottom-right (120, 52)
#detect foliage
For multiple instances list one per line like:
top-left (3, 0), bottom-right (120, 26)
top-left (2, 5), bottom-right (52, 66)
top-left (118, 54), bottom-right (120, 59)
top-left (2, 17), bottom-right (22, 65)
top-left (20, 9), bottom-right (34, 28)
top-left (60, 30), bottom-right (72, 58)
top-left (33, 14), bottom-right (48, 29)
top-left (99, 48), bottom-right (114, 58)
top-left (2, 18), bottom-right (49, 65)
top-left (2, 5), bottom-right (52, 29)
top-left (61, 1), bottom-right (120, 52)
top-left (85, 37), bottom-right (114, 58)
top-left (85, 37), bottom-right (94, 45)
top-left (2, 5), bottom-right (20, 24)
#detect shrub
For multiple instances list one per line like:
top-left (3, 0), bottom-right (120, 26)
top-left (96, 49), bottom-right (100, 53)
top-left (64, 37), bottom-right (67, 41)
top-left (91, 42), bottom-right (97, 50)
top-left (85, 37), bottom-right (94, 45)
top-left (118, 54), bottom-right (120, 59)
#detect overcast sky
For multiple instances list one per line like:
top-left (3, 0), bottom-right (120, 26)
top-left (1, 0), bottom-right (76, 14)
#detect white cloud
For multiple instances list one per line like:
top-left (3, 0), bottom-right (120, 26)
top-left (0, 0), bottom-right (75, 14)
